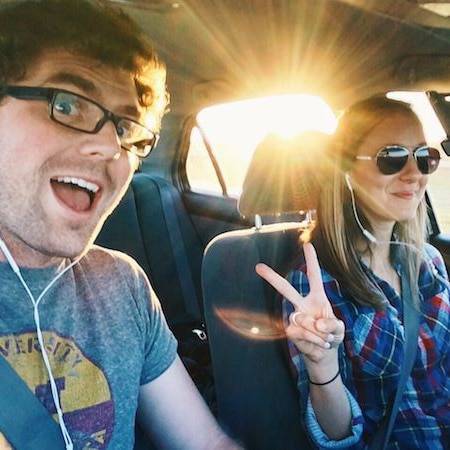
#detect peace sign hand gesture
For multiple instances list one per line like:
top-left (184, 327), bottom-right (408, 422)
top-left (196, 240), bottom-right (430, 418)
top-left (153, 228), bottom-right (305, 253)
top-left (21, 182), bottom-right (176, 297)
top-left (255, 242), bottom-right (345, 365)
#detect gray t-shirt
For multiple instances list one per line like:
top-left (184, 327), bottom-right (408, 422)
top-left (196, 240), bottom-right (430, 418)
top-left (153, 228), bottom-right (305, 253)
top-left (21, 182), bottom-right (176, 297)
top-left (0, 245), bottom-right (177, 449)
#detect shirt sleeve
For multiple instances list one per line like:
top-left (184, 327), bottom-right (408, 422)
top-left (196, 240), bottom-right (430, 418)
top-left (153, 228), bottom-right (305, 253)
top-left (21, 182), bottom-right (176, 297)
top-left (305, 387), bottom-right (364, 449)
top-left (140, 272), bottom-right (178, 384)
top-left (123, 262), bottom-right (178, 385)
top-left (285, 269), bottom-right (365, 449)
top-left (424, 243), bottom-right (449, 280)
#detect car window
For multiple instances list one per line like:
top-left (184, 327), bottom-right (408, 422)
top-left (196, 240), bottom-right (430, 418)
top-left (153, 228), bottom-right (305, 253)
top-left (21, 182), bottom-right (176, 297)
top-left (186, 94), bottom-right (337, 197)
top-left (388, 92), bottom-right (449, 234)
top-left (186, 91), bottom-right (450, 234)
top-left (185, 126), bottom-right (223, 195)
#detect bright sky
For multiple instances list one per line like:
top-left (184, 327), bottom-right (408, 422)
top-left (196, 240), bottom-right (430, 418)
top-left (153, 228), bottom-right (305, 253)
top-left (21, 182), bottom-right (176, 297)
top-left (194, 94), bottom-right (337, 196)
top-left (387, 91), bottom-right (446, 144)
top-left (198, 93), bottom-right (337, 149)
top-left (191, 91), bottom-right (449, 199)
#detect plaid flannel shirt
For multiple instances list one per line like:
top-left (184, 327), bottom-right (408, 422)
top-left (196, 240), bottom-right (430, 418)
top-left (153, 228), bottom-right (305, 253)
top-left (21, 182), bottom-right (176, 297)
top-left (284, 244), bottom-right (450, 449)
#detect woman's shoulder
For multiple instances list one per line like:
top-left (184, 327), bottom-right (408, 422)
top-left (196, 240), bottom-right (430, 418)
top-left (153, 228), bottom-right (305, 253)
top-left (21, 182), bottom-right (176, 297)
top-left (423, 243), bottom-right (448, 278)
top-left (424, 242), bottom-right (443, 258)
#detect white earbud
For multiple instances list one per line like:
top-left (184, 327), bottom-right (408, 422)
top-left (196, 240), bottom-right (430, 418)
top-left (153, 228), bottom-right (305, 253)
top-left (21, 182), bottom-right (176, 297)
top-left (344, 171), bottom-right (353, 192)
top-left (343, 174), bottom-right (450, 290)
top-left (344, 172), bottom-right (377, 243)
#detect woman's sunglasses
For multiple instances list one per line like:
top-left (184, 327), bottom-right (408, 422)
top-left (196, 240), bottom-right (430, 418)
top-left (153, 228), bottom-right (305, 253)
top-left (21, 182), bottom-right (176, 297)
top-left (355, 145), bottom-right (441, 175)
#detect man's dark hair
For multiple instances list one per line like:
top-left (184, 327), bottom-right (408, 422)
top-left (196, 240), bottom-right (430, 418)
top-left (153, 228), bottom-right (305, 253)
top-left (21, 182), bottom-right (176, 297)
top-left (0, 0), bottom-right (168, 128)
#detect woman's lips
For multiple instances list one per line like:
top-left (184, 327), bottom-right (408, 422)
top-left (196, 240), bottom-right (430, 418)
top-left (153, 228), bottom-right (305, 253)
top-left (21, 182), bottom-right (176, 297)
top-left (392, 191), bottom-right (415, 200)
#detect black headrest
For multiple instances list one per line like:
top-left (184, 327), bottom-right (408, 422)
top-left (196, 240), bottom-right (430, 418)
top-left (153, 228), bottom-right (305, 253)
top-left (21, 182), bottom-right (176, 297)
top-left (238, 132), bottom-right (331, 217)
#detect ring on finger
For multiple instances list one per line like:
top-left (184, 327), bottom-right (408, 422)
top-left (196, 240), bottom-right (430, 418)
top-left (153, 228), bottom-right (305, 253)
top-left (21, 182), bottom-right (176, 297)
top-left (290, 311), bottom-right (303, 326)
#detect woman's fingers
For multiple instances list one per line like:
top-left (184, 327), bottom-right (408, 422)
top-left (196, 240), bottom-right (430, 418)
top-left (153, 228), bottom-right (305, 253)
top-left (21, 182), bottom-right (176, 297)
top-left (315, 317), bottom-right (345, 346)
top-left (287, 314), bottom-right (346, 359)
top-left (255, 263), bottom-right (303, 310)
top-left (315, 317), bottom-right (345, 334)
top-left (303, 242), bottom-right (326, 296)
top-left (290, 313), bottom-right (331, 341)
top-left (288, 339), bottom-right (330, 363)
top-left (287, 316), bottom-right (331, 349)
top-left (303, 242), bottom-right (335, 318)
top-left (256, 256), bottom-right (336, 323)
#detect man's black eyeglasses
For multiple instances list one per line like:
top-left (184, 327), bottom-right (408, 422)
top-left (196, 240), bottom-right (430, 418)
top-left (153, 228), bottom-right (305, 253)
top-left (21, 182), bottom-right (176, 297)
top-left (1, 85), bottom-right (159, 158)
top-left (355, 145), bottom-right (441, 175)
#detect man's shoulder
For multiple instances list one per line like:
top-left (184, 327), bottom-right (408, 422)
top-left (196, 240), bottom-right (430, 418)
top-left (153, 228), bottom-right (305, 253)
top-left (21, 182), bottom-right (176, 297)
top-left (76, 245), bottom-right (154, 304)
top-left (80, 244), bottom-right (145, 278)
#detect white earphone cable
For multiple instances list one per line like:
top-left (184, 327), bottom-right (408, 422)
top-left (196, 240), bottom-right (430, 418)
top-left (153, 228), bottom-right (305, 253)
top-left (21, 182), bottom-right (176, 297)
top-left (344, 173), bottom-right (450, 290)
top-left (0, 237), bottom-right (80, 450)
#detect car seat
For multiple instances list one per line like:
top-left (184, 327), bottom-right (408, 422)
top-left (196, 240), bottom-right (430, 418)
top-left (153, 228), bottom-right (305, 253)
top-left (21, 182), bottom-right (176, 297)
top-left (202, 133), bottom-right (329, 450)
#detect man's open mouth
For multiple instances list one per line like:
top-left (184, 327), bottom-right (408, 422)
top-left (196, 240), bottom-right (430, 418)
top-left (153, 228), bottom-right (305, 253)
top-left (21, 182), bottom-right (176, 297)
top-left (50, 176), bottom-right (100, 213)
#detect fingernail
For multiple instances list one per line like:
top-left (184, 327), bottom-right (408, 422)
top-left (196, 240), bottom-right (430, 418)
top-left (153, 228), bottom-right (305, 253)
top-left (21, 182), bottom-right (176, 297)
top-left (327, 334), bottom-right (334, 342)
top-left (323, 342), bottom-right (331, 349)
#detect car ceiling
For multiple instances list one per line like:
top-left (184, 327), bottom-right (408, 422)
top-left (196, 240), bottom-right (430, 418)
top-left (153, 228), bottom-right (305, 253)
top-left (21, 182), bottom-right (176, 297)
top-left (108, 0), bottom-right (449, 114)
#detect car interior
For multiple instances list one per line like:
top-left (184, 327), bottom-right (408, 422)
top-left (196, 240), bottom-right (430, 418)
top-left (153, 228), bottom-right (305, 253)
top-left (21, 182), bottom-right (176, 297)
top-left (92, 1), bottom-right (450, 448)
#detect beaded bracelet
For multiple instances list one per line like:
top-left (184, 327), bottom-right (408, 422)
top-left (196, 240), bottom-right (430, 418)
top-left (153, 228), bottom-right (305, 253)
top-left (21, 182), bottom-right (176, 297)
top-left (308, 369), bottom-right (340, 386)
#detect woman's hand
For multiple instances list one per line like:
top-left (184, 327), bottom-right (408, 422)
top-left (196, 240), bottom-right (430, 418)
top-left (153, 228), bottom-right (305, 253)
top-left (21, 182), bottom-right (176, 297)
top-left (255, 242), bottom-right (345, 365)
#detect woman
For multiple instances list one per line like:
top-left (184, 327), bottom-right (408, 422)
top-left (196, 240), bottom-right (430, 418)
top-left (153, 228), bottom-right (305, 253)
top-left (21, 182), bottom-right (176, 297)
top-left (256, 96), bottom-right (449, 449)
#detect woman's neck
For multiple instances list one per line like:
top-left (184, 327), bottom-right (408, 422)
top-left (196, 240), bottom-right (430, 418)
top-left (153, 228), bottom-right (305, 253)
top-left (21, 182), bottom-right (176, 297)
top-left (357, 220), bottom-right (395, 265)
top-left (370, 219), bottom-right (395, 243)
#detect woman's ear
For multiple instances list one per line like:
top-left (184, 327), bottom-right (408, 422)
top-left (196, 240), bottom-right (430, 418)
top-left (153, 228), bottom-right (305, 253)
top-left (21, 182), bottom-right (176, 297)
top-left (344, 172), bottom-right (353, 192)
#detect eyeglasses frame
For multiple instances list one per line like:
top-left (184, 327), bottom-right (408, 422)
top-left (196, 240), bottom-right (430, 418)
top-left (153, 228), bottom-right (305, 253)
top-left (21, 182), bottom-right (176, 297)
top-left (0, 85), bottom-right (159, 158)
top-left (355, 144), bottom-right (440, 175)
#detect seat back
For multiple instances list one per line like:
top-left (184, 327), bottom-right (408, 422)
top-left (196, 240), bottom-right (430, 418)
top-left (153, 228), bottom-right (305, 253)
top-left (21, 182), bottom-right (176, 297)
top-left (96, 173), bottom-right (204, 328)
top-left (202, 224), bottom-right (311, 450)
top-left (97, 173), bottom-right (208, 450)
top-left (201, 133), bottom-right (329, 449)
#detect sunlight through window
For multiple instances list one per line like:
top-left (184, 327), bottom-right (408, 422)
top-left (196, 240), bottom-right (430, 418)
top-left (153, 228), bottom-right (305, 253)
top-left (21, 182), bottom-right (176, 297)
top-left (387, 91), bottom-right (450, 233)
top-left (188, 94), bottom-right (336, 196)
top-left (387, 91), bottom-right (446, 144)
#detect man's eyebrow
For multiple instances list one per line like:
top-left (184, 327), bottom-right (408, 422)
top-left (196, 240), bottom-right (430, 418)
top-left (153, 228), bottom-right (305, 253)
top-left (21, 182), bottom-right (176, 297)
top-left (44, 72), bottom-right (98, 95)
top-left (120, 105), bottom-right (142, 119)
top-left (45, 72), bottom-right (142, 119)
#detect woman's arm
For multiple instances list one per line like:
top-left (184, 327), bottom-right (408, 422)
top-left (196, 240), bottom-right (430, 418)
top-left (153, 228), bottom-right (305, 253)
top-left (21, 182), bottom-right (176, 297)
top-left (287, 315), bottom-right (351, 440)
top-left (257, 243), bottom-right (354, 441)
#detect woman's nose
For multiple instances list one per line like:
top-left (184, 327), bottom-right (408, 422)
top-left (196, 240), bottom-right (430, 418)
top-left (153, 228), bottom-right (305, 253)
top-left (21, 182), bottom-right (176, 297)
top-left (399, 154), bottom-right (423, 180)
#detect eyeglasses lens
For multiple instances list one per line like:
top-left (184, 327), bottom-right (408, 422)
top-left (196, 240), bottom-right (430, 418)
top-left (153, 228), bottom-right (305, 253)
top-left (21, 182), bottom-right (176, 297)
top-left (415, 147), bottom-right (440, 175)
top-left (377, 146), bottom-right (440, 175)
top-left (52, 92), bottom-right (156, 157)
top-left (377, 147), bottom-right (409, 175)
top-left (118, 120), bottom-right (156, 157)
top-left (52, 92), bottom-right (102, 132)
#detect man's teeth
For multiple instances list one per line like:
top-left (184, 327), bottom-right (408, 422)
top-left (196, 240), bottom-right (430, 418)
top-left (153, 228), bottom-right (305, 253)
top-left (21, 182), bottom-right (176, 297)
top-left (56, 176), bottom-right (100, 193)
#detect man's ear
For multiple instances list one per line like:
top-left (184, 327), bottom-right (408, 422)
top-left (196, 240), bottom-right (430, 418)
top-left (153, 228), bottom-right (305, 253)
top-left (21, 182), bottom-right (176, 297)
top-left (136, 157), bottom-right (142, 172)
top-left (130, 154), bottom-right (141, 172)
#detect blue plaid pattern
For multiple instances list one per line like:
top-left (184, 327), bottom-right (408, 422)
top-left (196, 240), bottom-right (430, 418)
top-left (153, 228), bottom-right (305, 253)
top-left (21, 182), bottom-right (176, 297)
top-left (284, 244), bottom-right (450, 449)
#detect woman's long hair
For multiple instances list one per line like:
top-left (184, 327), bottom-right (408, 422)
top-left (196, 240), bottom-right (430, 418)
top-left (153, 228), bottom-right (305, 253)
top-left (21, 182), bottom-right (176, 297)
top-left (313, 95), bottom-right (428, 309)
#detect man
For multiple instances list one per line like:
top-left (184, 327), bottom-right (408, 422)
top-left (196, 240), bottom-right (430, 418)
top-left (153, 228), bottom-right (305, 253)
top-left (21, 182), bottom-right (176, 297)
top-left (0, 1), bottom-right (240, 449)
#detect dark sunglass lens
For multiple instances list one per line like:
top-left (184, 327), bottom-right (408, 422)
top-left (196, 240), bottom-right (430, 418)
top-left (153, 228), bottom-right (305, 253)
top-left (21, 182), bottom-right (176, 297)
top-left (377, 146), bottom-right (408, 175)
top-left (416, 147), bottom-right (441, 174)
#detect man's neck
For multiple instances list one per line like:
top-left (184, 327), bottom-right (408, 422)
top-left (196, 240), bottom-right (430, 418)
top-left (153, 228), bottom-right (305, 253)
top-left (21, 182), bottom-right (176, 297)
top-left (0, 229), bottom-right (64, 269)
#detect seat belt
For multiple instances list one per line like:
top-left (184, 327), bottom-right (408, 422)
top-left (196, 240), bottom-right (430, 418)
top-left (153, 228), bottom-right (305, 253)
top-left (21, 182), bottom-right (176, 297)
top-left (369, 270), bottom-right (420, 450)
top-left (0, 355), bottom-right (66, 449)
top-left (151, 177), bottom-right (201, 320)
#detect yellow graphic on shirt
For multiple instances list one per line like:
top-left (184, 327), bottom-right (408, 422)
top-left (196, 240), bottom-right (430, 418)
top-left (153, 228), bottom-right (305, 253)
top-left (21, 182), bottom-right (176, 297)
top-left (0, 332), bottom-right (114, 449)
